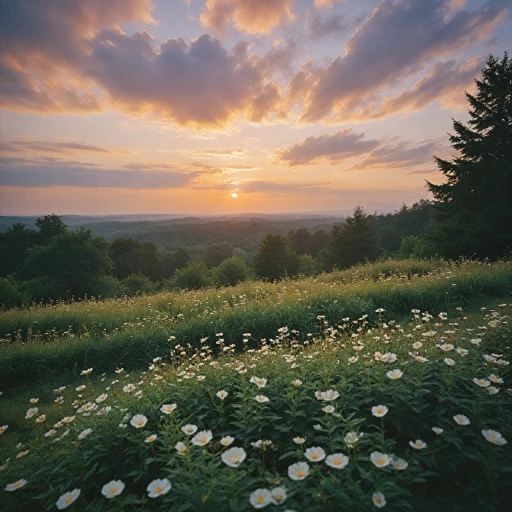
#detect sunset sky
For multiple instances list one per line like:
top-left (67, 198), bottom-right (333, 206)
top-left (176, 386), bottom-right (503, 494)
top-left (0, 0), bottom-right (510, 215)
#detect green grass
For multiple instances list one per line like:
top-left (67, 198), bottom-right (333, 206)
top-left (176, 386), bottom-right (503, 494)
top-left (1, 259), bottom-right (511, 388)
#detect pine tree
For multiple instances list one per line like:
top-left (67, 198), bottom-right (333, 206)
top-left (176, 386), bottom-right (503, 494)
top-left (321, 206), bottom-right (379, 269)
top-left (427, 53), bottom-right (512, 259)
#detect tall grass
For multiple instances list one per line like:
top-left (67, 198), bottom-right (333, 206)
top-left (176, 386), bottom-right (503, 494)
top-left (1, 260), bottom-right (511, 389)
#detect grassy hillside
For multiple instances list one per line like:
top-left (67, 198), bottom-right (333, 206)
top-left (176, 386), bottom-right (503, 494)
top-left (0, 259), bottom-right (511, 510)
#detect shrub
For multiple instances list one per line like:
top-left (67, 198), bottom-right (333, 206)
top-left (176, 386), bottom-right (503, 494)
top-left (172, 260), bottom-right (211, 290)
top-left (212, 257), bottom-right (249, 287)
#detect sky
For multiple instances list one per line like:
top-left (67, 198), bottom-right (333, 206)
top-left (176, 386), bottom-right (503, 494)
top-left (0, 0), bottom-right (510, 215)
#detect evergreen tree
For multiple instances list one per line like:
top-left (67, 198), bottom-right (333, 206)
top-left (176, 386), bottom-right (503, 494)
top-left (321, 206), bottom-right (379, 269)
top-left (253, 234), bottom-right (299, 281)
top-left (427, 53), bottom-right (512, 259)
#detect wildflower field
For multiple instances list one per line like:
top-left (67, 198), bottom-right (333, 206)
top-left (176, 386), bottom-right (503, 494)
top-left (0, 259), bottom-right (511, 511)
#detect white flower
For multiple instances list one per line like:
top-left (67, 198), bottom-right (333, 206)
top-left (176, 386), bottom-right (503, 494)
top-left (221, 447), bottom-right (247, 467)
top-left (432, 427), bottom-right (443, 435)
top-left (288, 462), bottom-right (310, 480)
top-left (255, 395), bottom-right (270, 403)
top-left (160, 403), bottom-right (177, 414)
top-left (56, 489), bottom-right (81, 509)
top-left (78, 428), bottom-right (92, 440)
top-left (370, 452), bottom-right (391, 468)
top-left (216, 390), bottom-right (228, 400)
top-left (473, 378), bottom-right (490, 388)
top-left (270, 487), bottom-right (287, 505)
top-left (95, 393), bottom-right (108, 403)
top-left (409, 440), bottom-right (427, 450)
top-left (373, 492), bottom-right (386, 508)
top-left (175, 441), bottom-right (188, 455)
top-left (291, 379), bottom-right (302, 387)
top-left (35, 415), bottom-right (46, 423)
top-left (192, 430), bottom-right (212, 446)
top-left (250, 489), bottom-right (272, 509)
top-left (145, 434), bottom-right (157, 443)
top-left (130, 414), bottom-right (148, 428)
top-left (392, 457), bottom-right (408, 470)
top-left (147, 478), bottom-right (172, 498)
top-left (444, 358), bottom-right (456, 366)
top-left (0, 425), bottom-right (8, 435)
top-left (386, 369), bottom-right (403, 380)
top-left (453, 414), bottom-right (470, 426)
top-left (412, 341), bottom-right (423, 349)
top-left (344, 431), bottom-right (363, 447)
top-left (470, 338), bottom-right (482, 346)
top-left (25, 407), bottom-right (38, 419)
top-left (5, 479), bottom-right (27, 492)
top-left (293, 437), bottom-right (306, 444)
top-left (317, 389), bottom-right (339, 401)
top-left (80, 368), bottom-right (93, 375)
top-left (372, 405), bottom-right (389, 417)
top-left (481, 429), bottom-right (507, 446)
top-left (305, 447), bottom-right (326, 462)
top-left (181, 424), bottom-right (198, 436)
top-left (325, 453), bottom-right (349, 469)
top-left (488, 374), bottom-right (503, 384)
top-left (437, 343), bottom-right (454, 351)
top-left (29, 398), bottom-right (39, 404)
top-left (220, 436), bottom-right (235, 447)
top-left (123, 384), bottom-right (136, 393)
top-left (322, 405), bottom-right (335, 414)
top-left (101, 480), bottom-right (125, 499)
top-left (250, 376), bottom-right (267, 389)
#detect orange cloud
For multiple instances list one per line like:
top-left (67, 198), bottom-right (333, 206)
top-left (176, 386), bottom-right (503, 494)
top-left (200, 0), bottom-right (294, 35)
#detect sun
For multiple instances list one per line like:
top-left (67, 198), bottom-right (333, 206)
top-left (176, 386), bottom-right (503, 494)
top-left (231, 192), bottom-right (238, 198)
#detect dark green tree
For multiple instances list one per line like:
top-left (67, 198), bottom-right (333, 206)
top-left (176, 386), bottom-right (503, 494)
top-left (205, 242), bottom-right (233, 268)
top-left (18, 228), bottom-right (113, 298)
top-left (321, 206), bottom-right (379, 269)
top-left (0, 223), bottom-right (39, 276)
top-left (172, 260), bottom-right (211, 290)
top-left (427, 53), bottom-right (512, 259)
top-left (161, 248), bottom-right (192, 278)
top-left (35, 214), bottom-right (67, 242)
top-left (287, 228), bottom-right (313, 255)
top-left (253, 234), bottom-right (300, 281)
top-left (212, 257), bottom-right (249, 287)
top-left (109, 238), bottom-right (161, 280)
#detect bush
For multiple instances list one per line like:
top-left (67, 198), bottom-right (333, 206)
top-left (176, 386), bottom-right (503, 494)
top-left (297, 254), bottom-right (322, 277)
top-left (212, 257), bottom-right (249, 287)
top-left (122, 272), bottom-right (157, 296)
top-left (0, 277), bottom-right (27, 309)
top-left (172, 260), bottom-right (211, 290)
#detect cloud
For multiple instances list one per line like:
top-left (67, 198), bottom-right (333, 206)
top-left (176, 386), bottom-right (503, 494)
top-left (2, 139), bottom-right (134, 155)
top-left (87, 33), bottom-right (289, 128)
top-left (200, 0), bottom-right (294, 35)
top-left (276, 130), bottom-right (449, 170)
top-left (0, 157), bottom-right (221, 189)
top-left (357, 57), bottom-right (484, 119)
top-left (276, 129), bottom-right (380, 166)
top-left (179, 147), bottom-right (246, 157)
top-left (346, 138), bottom-right (447, 171)
top-left (306, 13), bottom-right (355, 40)
top-left (297, 0), bottom-right (507, 122)
top-left (314, 0), bottom-right (347, 9)
top-left (0, 0), bottom-right (154, 113)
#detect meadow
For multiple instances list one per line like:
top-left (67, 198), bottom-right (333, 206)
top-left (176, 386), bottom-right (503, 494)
top-left (0, 259), bottom-right (511, 511)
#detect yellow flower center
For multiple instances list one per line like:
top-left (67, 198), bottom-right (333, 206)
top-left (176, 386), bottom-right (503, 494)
top-left (231, 456), bottom-right (239, 463)
top-left (257, 496), bottom-right (265, 503)
top-left (311, 454), bottom-right (318, 460)
top-left (137, 422), bottom-right (143, 426)
top-left (490, 436), bottom-right (496, 441)
top-left (201, 439), bottom-right (206, 444)
top-left (156, 487), bottom-right (163, 493)
top-left (377, 459), bottom-right (385, 465)
top-left (110, 488), bottom-right (117, 495)
top-left (375, 497), bottom-right (382, 504)
top-left (65, 497), bottom-right (73, 504)
top-left (333, 459), bottom-right (341, 466)
top-left (14, 482), bottom-right (21, 489)
top-left (296, 471), bottom-right (304, 477)
top-left (275, 495), bottom-right (283, 502)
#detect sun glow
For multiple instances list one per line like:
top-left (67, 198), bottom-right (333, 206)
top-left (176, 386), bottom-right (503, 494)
top-left (231, 193), bottom-right (238, 198)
